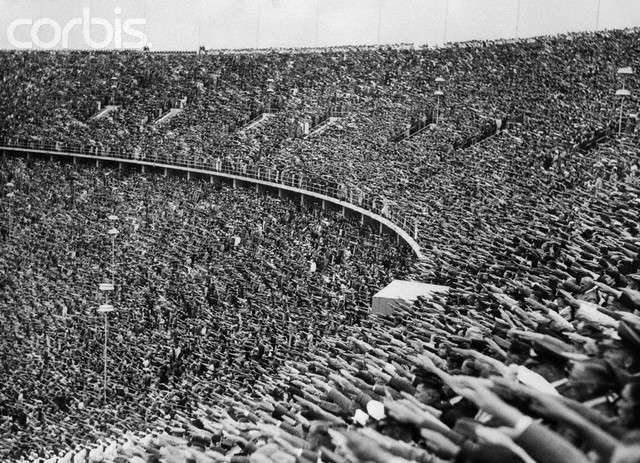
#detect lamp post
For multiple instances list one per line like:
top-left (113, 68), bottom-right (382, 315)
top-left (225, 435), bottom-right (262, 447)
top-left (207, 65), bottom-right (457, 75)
top-left (616, 67), bottom-right (633, 136)
top-left (617, 89), bottom-right (631, 136)
top-left (434, 76), bottom-right (445, 124)
top-left (110, 76), bottom-right (118, 106)
top-left (97, 299), bottom-right (113, 403)
top-left (69, 172), bottom-right (76, 207)
top-left (266, 79), bottom-right (275, 112)
top-left (5, 182), bottom-right (15, 231)
top-left (107, 217), bottom-right (119, 285)
top-left (98, 219), bottom-right (118, 403)
top-left (6, 182), bottom-right (14, 200)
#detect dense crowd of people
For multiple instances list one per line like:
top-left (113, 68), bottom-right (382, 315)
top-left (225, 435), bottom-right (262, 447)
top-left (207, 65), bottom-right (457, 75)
top-left (1, 26), bottom-right (640, 463)
top-left (0, 157), bottom-right (411, 461)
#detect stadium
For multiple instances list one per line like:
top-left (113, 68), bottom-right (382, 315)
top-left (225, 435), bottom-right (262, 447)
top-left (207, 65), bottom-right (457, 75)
top-left (1, 1), bottom-right (640, 462)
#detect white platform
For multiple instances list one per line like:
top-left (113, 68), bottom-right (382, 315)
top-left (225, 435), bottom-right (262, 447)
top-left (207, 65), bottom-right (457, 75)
top-left (239, 113), bottom-right (274, 132)
top-left (372, 280), bottom-right (449, 315)
top-left (307, 117), bottom-right (339, 137)
top-left (154, 108), bottom-right (184, 125)
top-left (90, 105), bottom-right (120, 120)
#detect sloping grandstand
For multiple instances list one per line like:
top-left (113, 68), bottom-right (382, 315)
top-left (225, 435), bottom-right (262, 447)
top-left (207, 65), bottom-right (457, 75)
top-left (1, 27), bottom-right (640, 463)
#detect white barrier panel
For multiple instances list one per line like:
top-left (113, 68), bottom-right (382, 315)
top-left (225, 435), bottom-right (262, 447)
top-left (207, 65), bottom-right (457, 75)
top-left (372, 280), bottom-right (449, 315)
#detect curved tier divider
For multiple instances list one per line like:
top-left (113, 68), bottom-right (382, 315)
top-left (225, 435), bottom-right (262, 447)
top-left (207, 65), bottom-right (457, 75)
top-left (0, 143), bottom-right (424, 260)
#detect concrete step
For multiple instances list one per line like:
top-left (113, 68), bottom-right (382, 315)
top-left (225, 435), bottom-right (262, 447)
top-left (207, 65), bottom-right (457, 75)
top-left (153, 108), bottom-right (184, 125)
top-left (90, 105), bottom-right (120, 120)
top-left (238, 113), bottom-right (274, 132)
top-left (307, 117), bottom-right (340, 138)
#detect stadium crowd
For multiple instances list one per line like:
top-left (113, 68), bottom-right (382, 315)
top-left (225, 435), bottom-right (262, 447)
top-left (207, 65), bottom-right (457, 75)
top-left (0, 157), bottom-right (411, 461)
top-left (0, 26), bottom-right (640, 463)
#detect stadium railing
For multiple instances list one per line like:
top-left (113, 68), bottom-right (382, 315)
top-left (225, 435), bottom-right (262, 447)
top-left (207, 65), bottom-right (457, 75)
top-left (0, 136), bottom-right (423, 259)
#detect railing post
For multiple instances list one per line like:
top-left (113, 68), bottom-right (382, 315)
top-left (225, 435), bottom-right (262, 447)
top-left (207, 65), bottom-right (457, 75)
top-left (278, 188), bottom-right (282, 198)
top-left (233, 179), bottom-right (237, 189)
top-left (300, 194), bottom-right (304, 207)
top-left (164, 167), bottom-right (168, 177)
top-left (321, 199), bottom-right (325, 210)
top-left (95, 159), bottom-right (100, 167)
top-left (141, 165), bottom-right (145, 173)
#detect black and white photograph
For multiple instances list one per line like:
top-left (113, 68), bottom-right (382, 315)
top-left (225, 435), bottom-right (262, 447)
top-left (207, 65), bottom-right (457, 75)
top-left (1, 1), bottom-right (640, 462)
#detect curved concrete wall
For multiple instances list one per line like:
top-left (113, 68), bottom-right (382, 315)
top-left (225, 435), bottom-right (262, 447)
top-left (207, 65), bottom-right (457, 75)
top-left (1, 145), bottom-right (424, 260)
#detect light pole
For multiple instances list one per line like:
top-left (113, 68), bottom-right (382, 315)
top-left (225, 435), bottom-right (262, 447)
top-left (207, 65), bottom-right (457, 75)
top-left (110, 76), bottom-right (118, 106)
top-left (97, 300), bottom-right (113, 403)
top-left (434, 76), bottom-right (445, 124)
top-left (6, 182), bottom-right (14, 200)
top-left (616, 67), bottom-right (633, 136)
top-left (98, 219), bottom-right (119, 403)
top-left (5, 182), bottom-right (15, 231)
top-left (107, 217), bottom-right (119, 285)
top-left (70, 173), bottom-right (77, 207)
top-left (266, 80), bottom-right (275, 112)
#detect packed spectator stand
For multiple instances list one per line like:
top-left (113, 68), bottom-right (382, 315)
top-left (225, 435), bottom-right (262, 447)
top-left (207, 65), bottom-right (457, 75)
top-left (1, 27), bottom-right (640, 463)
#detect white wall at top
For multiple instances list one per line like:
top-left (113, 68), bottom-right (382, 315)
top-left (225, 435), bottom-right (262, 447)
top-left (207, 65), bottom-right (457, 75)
top-left (1, 0), bottom-right (640, 50)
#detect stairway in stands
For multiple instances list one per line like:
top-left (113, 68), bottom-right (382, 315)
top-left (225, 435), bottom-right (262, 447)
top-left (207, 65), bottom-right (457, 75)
top-left (90, 105), bottom-right (120, 121)
top-left (153, 108), bottom-right (184, 126)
